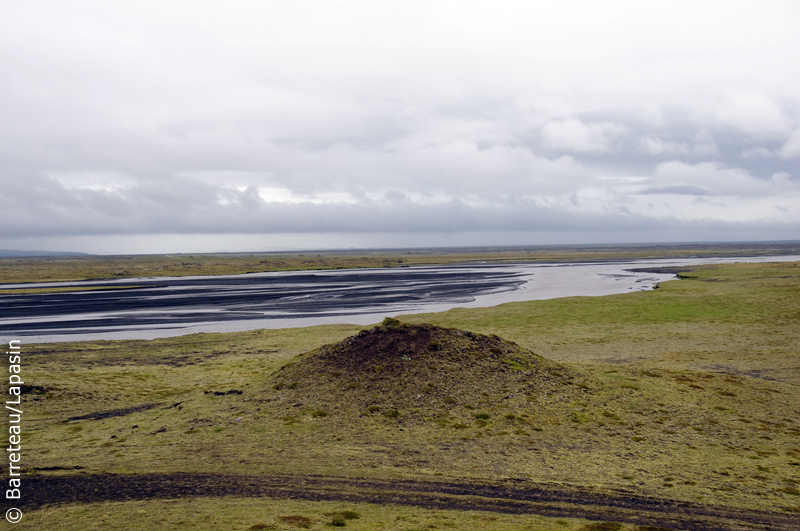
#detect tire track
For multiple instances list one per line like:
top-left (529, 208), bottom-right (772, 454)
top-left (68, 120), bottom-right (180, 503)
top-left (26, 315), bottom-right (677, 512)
top-left (24, 473), bottom-right (799, 530)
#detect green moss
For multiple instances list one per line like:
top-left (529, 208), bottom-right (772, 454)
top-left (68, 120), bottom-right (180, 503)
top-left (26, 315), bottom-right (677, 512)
top-left (15, 260), bottom-right (800, 522)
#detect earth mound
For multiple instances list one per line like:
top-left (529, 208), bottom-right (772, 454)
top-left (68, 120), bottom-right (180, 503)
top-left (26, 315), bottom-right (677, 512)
top-left (270, 318), bottom-right (578, 420)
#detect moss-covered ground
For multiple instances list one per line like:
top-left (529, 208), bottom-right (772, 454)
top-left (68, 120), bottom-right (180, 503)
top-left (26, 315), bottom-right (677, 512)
top-left (7, 261), bottom-right (800, 529)
top-left (16, 496), bottom-right (672, 531)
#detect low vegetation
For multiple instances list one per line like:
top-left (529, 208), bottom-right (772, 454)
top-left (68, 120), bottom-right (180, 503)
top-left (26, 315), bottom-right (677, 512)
top-left (8, 260), bottom-right (800, 529)
top-left (270, 318), bottom-right (576, 422)
top-left (12, 497), bottom-right (668, 531)
top-left (0, 241), bottom-right (797, 284)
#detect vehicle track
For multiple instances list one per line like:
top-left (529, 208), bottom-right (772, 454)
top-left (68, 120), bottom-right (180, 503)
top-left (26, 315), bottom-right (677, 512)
top-left (24, 473), bottom-right (799, 530)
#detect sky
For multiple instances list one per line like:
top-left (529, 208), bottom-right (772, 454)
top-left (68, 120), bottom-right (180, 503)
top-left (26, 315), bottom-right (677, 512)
top-left (1, 1), bottom-right (799, 254)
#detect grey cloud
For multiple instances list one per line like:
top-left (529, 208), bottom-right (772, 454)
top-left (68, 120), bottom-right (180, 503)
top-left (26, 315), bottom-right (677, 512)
top-left (780, 128), bottom-right (800, 159)
top-left (540, 119), bottom-right (628, 154)
top-left (1, 3), bottom-right (800, 251)
top-left (1, 171), bottom-right (795, 239)
top-left (638, 186), bottom-right (712, 196)
top-left (713, 93), bottom-right (790, 136)
top-left (639, 135), bottom-right (719, 158)
top-left (740, 147), bottom-right (776, 159)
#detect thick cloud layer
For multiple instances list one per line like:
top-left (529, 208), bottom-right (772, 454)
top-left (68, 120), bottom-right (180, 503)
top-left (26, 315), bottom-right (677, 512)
top-left (1, 2), bottom-right (799, 253)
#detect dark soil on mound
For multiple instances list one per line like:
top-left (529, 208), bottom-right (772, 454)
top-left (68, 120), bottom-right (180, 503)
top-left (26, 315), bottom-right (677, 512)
top-left (269, 318), bottom-right (580, 420)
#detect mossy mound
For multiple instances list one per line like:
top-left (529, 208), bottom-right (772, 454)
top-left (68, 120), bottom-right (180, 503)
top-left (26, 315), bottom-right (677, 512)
top-left (270, 318), bottom-right (579, 420)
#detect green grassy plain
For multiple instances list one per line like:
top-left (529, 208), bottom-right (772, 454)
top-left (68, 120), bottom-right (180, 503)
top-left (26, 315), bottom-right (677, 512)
top-left (10, 261), bottom-right (800, 530)
top-left (18, 497), bottom-right (643, 531)
top-left (1, 241), bottom-right (797, 284)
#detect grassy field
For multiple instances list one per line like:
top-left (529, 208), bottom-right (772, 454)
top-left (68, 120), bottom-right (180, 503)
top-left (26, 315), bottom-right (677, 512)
top-left (17, 497), bottom-right (646, 531)
top-left (1, 241), bottom-right (798, 284)
top-left (9, 260), bottom-right (800, 530)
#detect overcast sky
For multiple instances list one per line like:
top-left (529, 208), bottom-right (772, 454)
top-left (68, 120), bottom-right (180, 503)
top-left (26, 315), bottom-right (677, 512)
top-left (1, 1), bottom-right (799, 254)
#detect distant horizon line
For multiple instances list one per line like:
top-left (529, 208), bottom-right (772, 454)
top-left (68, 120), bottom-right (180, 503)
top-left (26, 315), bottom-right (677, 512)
top-left (2, 239), bottom-right (799, 258)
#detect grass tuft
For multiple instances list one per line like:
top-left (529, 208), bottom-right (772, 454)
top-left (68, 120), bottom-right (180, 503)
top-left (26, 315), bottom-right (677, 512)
top-left (279, 515), bottom-right (313, 528)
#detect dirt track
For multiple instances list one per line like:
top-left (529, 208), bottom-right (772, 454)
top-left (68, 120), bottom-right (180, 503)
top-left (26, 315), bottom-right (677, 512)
top-left (24, 473), bottom-right (799, 530)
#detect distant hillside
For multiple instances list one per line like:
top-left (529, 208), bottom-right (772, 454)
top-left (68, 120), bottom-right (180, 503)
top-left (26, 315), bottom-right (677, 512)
top-left (0, 250), bottom-right (91, 257)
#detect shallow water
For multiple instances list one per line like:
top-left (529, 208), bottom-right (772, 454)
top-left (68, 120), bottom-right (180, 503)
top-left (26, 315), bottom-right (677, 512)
top-left (1, 255), bottom-right (798, 343)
